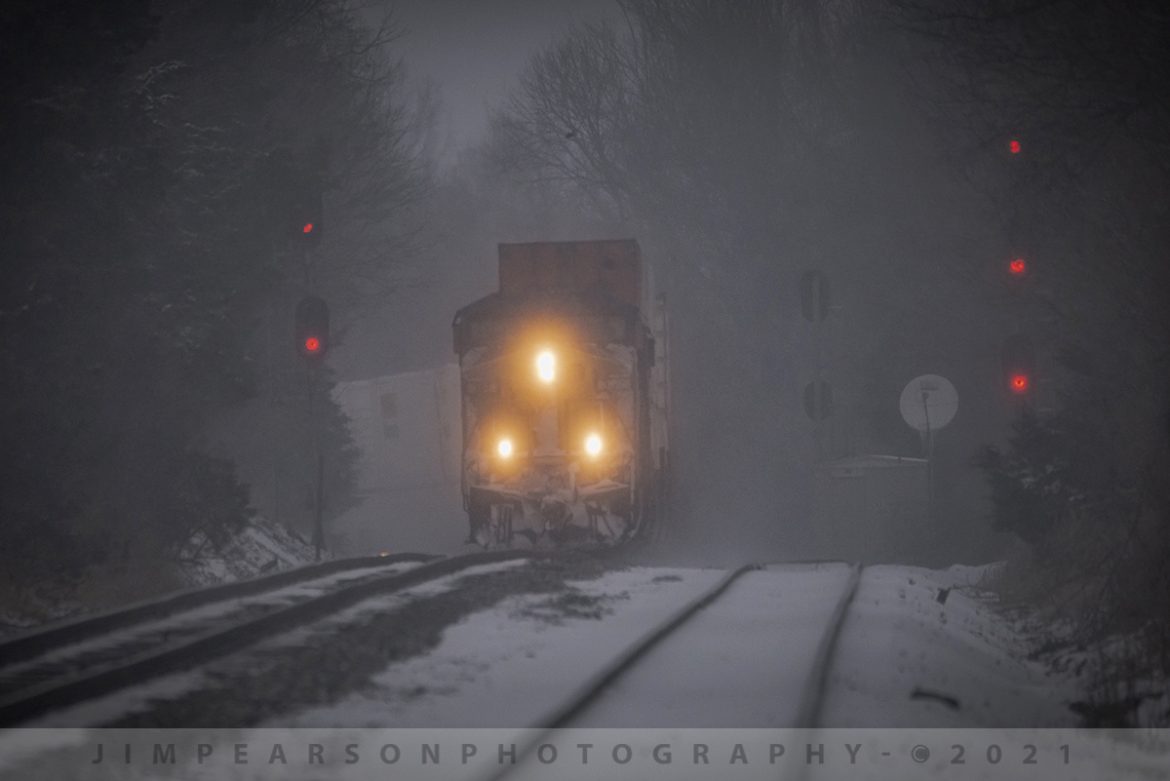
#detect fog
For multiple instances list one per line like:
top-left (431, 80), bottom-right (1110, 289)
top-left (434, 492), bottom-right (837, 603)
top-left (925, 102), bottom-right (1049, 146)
top-left (336, 1), bottom-right (1044, 566)
top-left (2, 2), bottom-right (1166, 664)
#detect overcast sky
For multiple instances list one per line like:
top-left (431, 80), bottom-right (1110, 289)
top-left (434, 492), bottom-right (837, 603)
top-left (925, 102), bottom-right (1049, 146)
top-left (387, 0), bottom-right (620, 153)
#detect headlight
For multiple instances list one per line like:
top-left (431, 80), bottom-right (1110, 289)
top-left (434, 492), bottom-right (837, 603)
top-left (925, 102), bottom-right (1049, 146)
top-left (584, 432), bottom-right (603, 458)
top-left (496, 437), bottom-right (514, 459)
top-left (535, 349), bottom-right (556, 384)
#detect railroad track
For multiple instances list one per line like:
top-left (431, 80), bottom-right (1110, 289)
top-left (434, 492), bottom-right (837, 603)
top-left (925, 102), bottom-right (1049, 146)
top-left (792, 561), bottom-right (863, 728)
top-left (0, 552), bottom-right (435, 668)
top-left (0, 549), bottom-right (539, 727)
top-left (485, 561), bottom-right (864, 781)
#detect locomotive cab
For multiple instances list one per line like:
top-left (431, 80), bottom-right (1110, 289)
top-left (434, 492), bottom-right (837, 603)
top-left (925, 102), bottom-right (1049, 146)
top-left (453, 240), bottom-right (669, 546)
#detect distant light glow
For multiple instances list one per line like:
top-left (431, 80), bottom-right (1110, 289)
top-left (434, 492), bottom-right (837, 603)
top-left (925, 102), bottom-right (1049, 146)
top-left (584, 432), bottom-right (603, 458)
top-left (1010, 373), bottom-right (1030, 393)
top-left (497, 437), bottom-right (514, 459)
top-left (1009, 139), bottom-right (1022, 155)
top-left (535, 349), bottom-right (556, 384)
top-left (304, 336), bottom-right (321, 353)
top-left (302, 222), bottom-right (315, 234)
top-left (1009, 257), bottom-right (1027, 275)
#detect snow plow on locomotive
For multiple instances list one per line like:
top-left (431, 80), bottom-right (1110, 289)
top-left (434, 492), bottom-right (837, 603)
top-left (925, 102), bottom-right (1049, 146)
top-left (452, 240), bottom-right (670, 547)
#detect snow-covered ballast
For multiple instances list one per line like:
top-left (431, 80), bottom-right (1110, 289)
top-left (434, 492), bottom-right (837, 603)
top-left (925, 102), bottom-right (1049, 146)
top-left (452, 240), bottom-right (668, 546)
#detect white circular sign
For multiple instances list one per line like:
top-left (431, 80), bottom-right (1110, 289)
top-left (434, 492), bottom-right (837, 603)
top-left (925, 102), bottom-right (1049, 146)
top-left (900, 374), bottom-right (959, 432)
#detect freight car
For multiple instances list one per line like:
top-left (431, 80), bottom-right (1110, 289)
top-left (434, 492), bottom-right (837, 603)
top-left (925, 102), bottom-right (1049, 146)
top-left (452, 240), bottom-right (669, 546)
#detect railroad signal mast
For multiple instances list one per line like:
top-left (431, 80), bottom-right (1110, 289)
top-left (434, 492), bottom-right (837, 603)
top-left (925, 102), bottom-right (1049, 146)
top-left (260, 147), bottom-right (332, 561)
top-left (294, 294), bottom-right (330, 561)
top-left (291, 165), bottom-right (328, 560)
top-left (1001, 135), bottom-right (1039, 412)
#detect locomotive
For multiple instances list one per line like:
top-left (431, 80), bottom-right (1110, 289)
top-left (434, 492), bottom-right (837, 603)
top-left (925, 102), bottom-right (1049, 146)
top-left (452, 239), bottom-right (670, 546)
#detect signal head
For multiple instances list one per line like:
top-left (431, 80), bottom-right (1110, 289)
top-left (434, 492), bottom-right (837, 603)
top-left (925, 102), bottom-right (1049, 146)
top-left (291, 187), bottom-right (323, 244)
top-left (294, 295), bottom-right (330, 360)
top-left (1002, 334), bottom-right (1036, 397)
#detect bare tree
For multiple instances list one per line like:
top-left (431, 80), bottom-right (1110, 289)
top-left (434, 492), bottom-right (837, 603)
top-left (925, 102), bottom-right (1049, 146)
top-left (896, 0), bottom-right (1170, 721)
top-left (484, 0), bottom-right (1012, 556)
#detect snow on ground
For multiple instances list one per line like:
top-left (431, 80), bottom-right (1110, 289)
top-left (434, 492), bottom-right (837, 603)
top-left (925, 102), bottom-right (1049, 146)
top-left (0, 562), bottom-right (420, 681)
top-left (0, 596), bottom-right (78, 637)
top-left (2, 561), bottom-right (1168, 780)
top-left (572, 563), bottom-right (856, 726)
top-left (820, 564), bottom-right (1079, 727)
top-left (1035, 626), bottom-right (1170, 728)
top-left (265, 561), bottom-right (1081, 731)
top-left (251, 558), bottom-right (539, 655)
top-left (177, 516), bottom-right (324, 587)
top-left (0, 517), bottom-right (332, 638)
top-left (2, 669), bottom-right (212, 739)
top-left (812, 561), bottom-right (1168, 781)
top-left (20, 559), bottom-right (529, 729)
top-left (270, 566), bottom-right (731, 728)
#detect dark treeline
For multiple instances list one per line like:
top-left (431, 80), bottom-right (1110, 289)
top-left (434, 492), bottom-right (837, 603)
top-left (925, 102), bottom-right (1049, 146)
top-left (485, 0), bottom-right (1169, 721)
top-left (0, 1), bottom-right (426, 603)
top-left (903, 0), bottom-right (1170, 722)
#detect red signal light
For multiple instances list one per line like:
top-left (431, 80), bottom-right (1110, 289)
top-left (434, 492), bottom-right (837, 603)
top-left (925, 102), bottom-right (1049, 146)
top-left (1010, 373), bottom-right (1030, 394)
top-left (1009, 257), bottom-right (1026, 276)
top-left (302, 222), bottom-right (315, 235)
top-left (1009, 139), bottom-right (1021, 155)
top-left (295, 295), bottom-right (329, 360)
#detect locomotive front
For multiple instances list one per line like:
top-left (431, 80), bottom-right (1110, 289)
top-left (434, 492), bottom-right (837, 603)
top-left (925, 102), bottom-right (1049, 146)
top-left (452, 240), bottom-right (667, 546)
